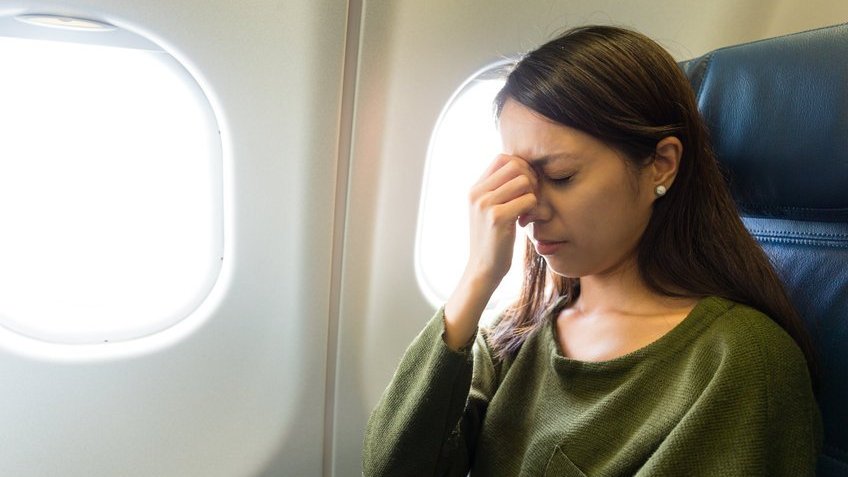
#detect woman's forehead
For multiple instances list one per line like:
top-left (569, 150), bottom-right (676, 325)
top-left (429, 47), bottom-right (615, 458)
top-left (499, 101), bottom-right (602, 163)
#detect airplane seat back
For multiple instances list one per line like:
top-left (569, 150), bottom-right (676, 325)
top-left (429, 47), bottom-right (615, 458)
top-left (681, 23), bottom-right (848, 475)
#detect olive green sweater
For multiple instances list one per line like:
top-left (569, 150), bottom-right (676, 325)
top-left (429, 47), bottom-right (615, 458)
top-left (363, 297), bottom-right (821, 476)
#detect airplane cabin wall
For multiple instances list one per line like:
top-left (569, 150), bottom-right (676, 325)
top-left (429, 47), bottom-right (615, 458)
top-left (334, 0), bottom-right (848, 475)
top-left (0, 0), bottom-right (847, 476)
top-left (0, 0), bottom-right (347, 476)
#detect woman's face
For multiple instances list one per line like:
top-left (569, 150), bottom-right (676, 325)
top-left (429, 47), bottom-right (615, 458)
top-left (499, 99), bottom-right (657, 279)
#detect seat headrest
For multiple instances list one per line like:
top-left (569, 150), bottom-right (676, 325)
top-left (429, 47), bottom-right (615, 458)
top-left (681, 24), bottom-right (848, 222)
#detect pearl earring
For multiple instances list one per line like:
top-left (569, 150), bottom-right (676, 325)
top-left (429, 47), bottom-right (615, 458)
top-left (655, 185), bottom-right (667, 197)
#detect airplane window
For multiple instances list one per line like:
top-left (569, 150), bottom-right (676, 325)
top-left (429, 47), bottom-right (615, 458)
top-left (0, 17), bottom-right (223, 344)
top-left (416, 61), bottom-right (523, 316)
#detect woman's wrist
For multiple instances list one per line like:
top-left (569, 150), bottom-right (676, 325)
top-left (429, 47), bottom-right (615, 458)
top-left (443, 271), bottom-right (500, 351)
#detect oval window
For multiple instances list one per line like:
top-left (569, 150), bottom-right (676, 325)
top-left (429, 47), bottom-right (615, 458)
top-left (415, 61), bottom-right (524, 315)
top-left (0, 15), bottom-right (223, 344)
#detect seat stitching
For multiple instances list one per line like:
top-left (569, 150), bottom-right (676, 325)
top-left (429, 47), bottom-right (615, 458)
top-left (747, 229), bottom-right (848, 239)
top-left (752, 237), bottom-right (848, 248)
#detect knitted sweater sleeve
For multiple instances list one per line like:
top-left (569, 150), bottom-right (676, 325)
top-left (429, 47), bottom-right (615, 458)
top-left (362, 309), bottom-right (499, 476)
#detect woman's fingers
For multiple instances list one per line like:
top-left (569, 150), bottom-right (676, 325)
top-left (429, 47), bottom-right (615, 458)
top-left (472, 155), bottom-right (537, 203)
top-left (470, 154), bottom-right (538, 229)
top-left (500, 191), bottom-right (538, 221)
top-left (474, 174), bottom-right (535, 216)
top-left (477, 154), bottom-right (536, 185)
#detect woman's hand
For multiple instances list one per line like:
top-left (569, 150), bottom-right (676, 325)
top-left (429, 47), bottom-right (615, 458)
top-left (443, 155), bottom-right (537, 350)
top-left (465, 154), bottom-right (538, 288)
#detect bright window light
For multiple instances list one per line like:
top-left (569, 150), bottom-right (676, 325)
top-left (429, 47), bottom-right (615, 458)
top-left (416, 62), bottom-right (524, 313)
top-left (16, 14), bottom-right (116, 32)
top-left (0, 34), bottom-right (222, 344)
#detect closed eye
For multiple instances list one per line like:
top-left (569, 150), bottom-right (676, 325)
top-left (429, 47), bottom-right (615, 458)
top-left (548, 173), bottom-right (575, 185)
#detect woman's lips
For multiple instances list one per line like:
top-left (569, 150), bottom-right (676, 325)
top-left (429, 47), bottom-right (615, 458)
top-left (534, 239), bottom-right (566, 255)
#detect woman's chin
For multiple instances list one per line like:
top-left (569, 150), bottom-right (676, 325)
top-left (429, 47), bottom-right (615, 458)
top-left (541, 257), bottom-right (582, 279)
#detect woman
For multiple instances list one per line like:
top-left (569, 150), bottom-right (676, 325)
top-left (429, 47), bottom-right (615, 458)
top-left (363, 26), bottom-right (821, 476)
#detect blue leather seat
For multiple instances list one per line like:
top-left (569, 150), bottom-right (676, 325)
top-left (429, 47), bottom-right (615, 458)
top-left (681, 23), bottom-right (848, 475)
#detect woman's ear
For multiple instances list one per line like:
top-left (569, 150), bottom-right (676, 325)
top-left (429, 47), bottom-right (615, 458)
top-left (651, 136), bottom-right (683, 189)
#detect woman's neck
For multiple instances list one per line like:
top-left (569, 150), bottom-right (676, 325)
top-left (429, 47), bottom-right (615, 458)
top-left (573, 257), bottom-right (694, 317)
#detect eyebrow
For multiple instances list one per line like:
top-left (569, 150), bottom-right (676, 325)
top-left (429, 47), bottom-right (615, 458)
top-left (527, 153), bottom-right (580, 167)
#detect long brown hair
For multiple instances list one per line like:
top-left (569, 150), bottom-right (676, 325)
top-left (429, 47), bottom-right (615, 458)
top-left (489, 25), bottom-right (817, 379)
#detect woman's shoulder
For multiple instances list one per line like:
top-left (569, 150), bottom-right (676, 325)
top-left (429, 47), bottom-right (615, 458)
top-left (701, 297), bottom-right (799, 348)
top-left (692, 296), bottom-right (810, 380)
top-left (694, 297), bottom-right (820, 444)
